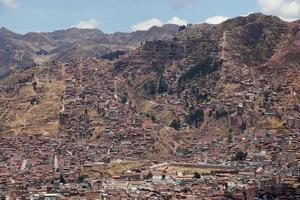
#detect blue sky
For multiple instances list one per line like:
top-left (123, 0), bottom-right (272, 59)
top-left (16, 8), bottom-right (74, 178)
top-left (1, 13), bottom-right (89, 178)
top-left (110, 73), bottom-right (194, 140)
top-left (0, 0), bottom-right (299, 34)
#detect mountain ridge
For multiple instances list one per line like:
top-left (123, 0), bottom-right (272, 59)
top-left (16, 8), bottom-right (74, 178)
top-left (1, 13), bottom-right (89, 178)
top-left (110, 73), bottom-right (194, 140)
top-left (0, 24), bottom-right (180, 78)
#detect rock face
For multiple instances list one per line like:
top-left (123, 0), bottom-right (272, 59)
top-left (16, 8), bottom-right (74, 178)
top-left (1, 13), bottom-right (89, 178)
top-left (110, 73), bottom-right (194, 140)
top-left (0, 25), bottom-right (180, 78)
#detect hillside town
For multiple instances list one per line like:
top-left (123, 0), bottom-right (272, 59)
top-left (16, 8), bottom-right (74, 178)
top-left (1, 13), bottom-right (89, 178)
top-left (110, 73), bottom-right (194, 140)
top-left (0, 8), bottom-right (300, 199)
top-left (0, 53), bottom-right (299, 199)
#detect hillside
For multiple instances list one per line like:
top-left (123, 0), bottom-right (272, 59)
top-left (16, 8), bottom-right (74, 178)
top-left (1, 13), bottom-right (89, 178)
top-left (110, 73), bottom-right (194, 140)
top-left (112, 13), bottom-right (299, 139)
top-left (0, 24), bottom-right (180, 78)
top-left (0, 13), bottom-right (299, 159)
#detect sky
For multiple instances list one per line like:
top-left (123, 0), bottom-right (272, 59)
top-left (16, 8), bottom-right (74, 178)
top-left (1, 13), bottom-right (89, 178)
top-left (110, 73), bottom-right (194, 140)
top-left (0, 0), bottom-right (299, 34)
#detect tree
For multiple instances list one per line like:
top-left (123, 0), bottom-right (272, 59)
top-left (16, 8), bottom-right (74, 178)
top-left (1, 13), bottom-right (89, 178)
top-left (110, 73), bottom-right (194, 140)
top-left (228, 132), bottom-right (233, 144)
top-left (182, 187), bottom-right (190, 193)
top-left (32, 81), bottom-right (37, 91)
top-left (170, 119), bottom-right (181, 131)
top-left (78, 176), bottom-right (85, 183)
top-left (158, 77), bottom-right (168, 93)
top-left (151, 115), bottom-right (157, 123)
top-left (235, 150), bottom-right (247, 161)
top-left (30, 97), bottom-right (39, 105)
top-left (144, 172), bottom-right (153, 180)
top-left (116, 133), bottom-right (124, 141)
top-left (179, 25), bottom-right (186, 32)
top-left (240, 122), bottom-right (247, 132)
top-left (178, 59), bottom-right (221, 88)
top-left (121, 96), bottom-right (127, 104)
top-left (194, 172), bottom-right (201, 179)
top-left (101, 50), bottom-right (126, 61)
top-left (97, 107), bottom-right (105, 117)
top-left (36, 49), bottom-right (48, 56)
top-left (214, 108), bottom-right (229, 120)
top-left (186, 109), bottom-right (204, 127)
top-left (60, 173), bottom-right (66, 184)
top-left (176, 147), bottom-right (183, 154)
top-left (144, 81), bottom-right (157, 95)
top-left (151, 64), bottom-right (165, 75)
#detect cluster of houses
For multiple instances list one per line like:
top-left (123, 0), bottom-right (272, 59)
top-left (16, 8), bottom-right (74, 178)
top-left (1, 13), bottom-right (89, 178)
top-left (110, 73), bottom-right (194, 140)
top-left (57, 59), bottom-right (158, 159)
top-left (0, 55), bottom-right (299, 199)
top-left (0, 131), bottom-right (298, 199)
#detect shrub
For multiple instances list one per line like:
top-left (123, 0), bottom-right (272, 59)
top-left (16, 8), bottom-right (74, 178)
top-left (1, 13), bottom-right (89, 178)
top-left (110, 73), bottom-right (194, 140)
top-left (170, 119), bottom-right (181, 131)
top-left (235, 150), bottom-right (247, 161)
top-left (178, 59), bottom-right (221, 87)
top-left (101, 50), bottom-right (126, 61)
top-left (144, 81), bottom-right (157, 95)
top-left (186, 109), bottom-right (204, 127)
top-left (158, 77), bottom-right (168, 93)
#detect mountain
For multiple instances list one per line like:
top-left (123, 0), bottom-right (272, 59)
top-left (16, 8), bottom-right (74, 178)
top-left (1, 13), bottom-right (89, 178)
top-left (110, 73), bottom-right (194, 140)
top-left (0, 32), bottom-right (36, 78)
top-left (110, 13), bottom-right (300, 142)
top-left (0, 27), bottom-right (22, 38)
top-left (0, 13), bottom-right (299, 157)
top-left (1, 13), bottom-right (300, 200)
top-left (0, 25), bottom-right (180, 78)
top-left (111, 24), bottom-right (180, 45)
top-left (47, 28), bottom-right (107, 43)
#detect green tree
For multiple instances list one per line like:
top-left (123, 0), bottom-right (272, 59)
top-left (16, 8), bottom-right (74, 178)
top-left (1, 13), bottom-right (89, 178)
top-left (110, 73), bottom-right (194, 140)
top-left (60, 173), bottom-right (66, 184)
top-left (228, 132), bottom-right (233, 144)
top-left (144, 172), bottom-right (153, 180)
top-left (151, 115), bottom-right (157, 123)
top-left (194, 172), bottom-right (201, 179)
top-left (178, 59), bottom-right (221, 88)
top-left (158, 77), bottom-right (168, 93)
top-left (30, 97), bottom-right (39, 105)
top-left (101, 50), bottom-right (126, 60)
top-left (240, 122), bottom-right (247, 132)
top-left (144, 81), bottom-right (157, 95)
top-left (32, 81), bottom-right (37, 91)
top-left (179, 25), bottom-right (186, 32)
top-left (214, 108), bottom-right (229, 120)
top-left (78, 176), bottom-right (85, 183)
top-left (235, 150), bottom-right (247, 161)
top-left (170, 119), bottom-right (181, 131)
top-left (116, 133), bottom-right (124, 141)
top-left (186, 109), bottom-right (204, 127)
top-left (152, 64), bottom-right (165, 75)
top-left (121, 96), bottom-right (127, 104)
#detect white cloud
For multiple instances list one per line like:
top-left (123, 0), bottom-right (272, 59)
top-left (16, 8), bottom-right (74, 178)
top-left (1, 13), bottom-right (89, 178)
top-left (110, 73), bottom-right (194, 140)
top-left (131, 18), bottom-right (164, 31)
top-left (74, 18), bottom-right (99, 29)
top-left (168, 16), bottom-right (188, 26)
top-left (279, 16), bottom-right (299, 21)
top-left (0, 0), bottom-right (19, 8)
top-left (257, 0), bottom-right (300, 21)
top-left (132, 16), bottom-right (187, 31)
top-left (241, 12), bottom-right (254, 17)
top-left (205, 16), bottom-right (230, 24)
